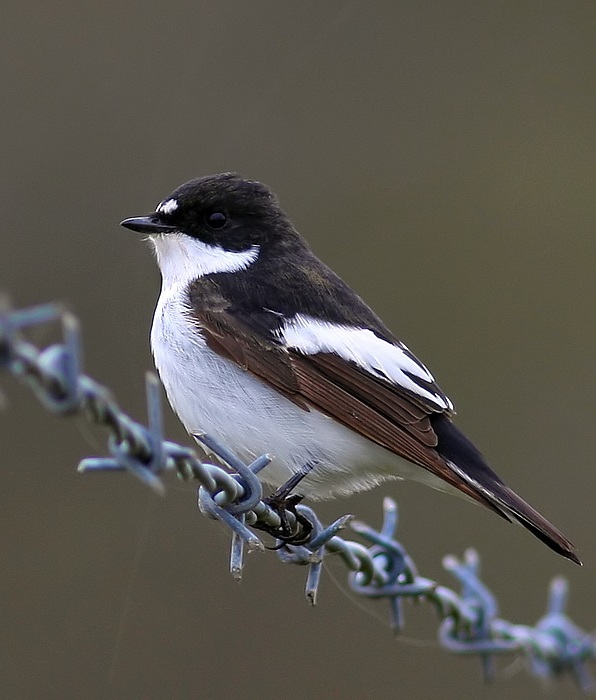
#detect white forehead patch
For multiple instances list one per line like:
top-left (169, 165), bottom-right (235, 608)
top-left (156, 198), bottom-right (179, 215)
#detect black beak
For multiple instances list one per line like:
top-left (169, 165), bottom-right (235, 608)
top-left (120, 215), bottom-right (178, 234)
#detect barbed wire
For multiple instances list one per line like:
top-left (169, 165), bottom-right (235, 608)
top-left (1, 298), bottom-right (594, 692)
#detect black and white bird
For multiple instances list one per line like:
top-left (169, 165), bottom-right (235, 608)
top-left (121, 173), bottom-right (579, 564)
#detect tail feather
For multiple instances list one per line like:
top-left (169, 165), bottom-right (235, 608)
top-left (490, 483), bottom-right (581, 565)
top-left (432, 415), bottom-right (581, 565)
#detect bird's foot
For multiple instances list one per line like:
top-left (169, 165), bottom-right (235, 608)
top-left (254, 464), bottom-right (314, 547)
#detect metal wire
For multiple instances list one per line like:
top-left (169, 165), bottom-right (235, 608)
top-left (1, 299), bottom-right (594, 692)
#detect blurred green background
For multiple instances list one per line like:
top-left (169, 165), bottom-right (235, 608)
top-left (1, 2), bottom-right (595, 698)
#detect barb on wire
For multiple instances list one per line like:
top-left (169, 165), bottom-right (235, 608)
top-left (1, 299), bottom-right (594, 692)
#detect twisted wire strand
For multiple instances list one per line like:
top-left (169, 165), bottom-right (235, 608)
top-left (1, 299), bottom-right (594, 691)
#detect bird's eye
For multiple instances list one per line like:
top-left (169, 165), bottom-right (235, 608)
top-left (206, 211), bottom-right (227, 229)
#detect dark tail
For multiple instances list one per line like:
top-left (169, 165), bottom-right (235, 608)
top-left (432, 415), bottom-right (581, 565)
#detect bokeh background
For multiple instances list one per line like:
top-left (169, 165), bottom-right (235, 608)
top-left (1, 2), bottom-right (595, 698)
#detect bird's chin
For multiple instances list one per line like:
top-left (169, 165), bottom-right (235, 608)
top-left (142, 232), bottom-right (165, 250)
top-left (146, 231), bottom-right (167, 241)
top-left (148, 232), bottom-right (179, 262)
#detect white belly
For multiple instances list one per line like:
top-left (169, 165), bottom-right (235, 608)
top-left (151, 287), bottom-right (447, 500)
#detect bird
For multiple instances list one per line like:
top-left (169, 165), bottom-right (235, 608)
top-left (121, 172), bottom-right (580, 564)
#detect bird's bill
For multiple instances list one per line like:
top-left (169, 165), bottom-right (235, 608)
top-left (120, 215), bottom-right (178, 234)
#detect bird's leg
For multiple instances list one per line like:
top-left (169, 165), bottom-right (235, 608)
top-left (254, 463), bottom-right (315, 546)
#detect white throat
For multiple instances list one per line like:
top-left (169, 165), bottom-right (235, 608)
top-left (149, 233), bottom-right (260, 288)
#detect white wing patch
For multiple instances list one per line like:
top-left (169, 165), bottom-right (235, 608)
top-left (156, 198), bottom-right (179, 215)
top-left (279, 314), bottom-right (453, 411)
